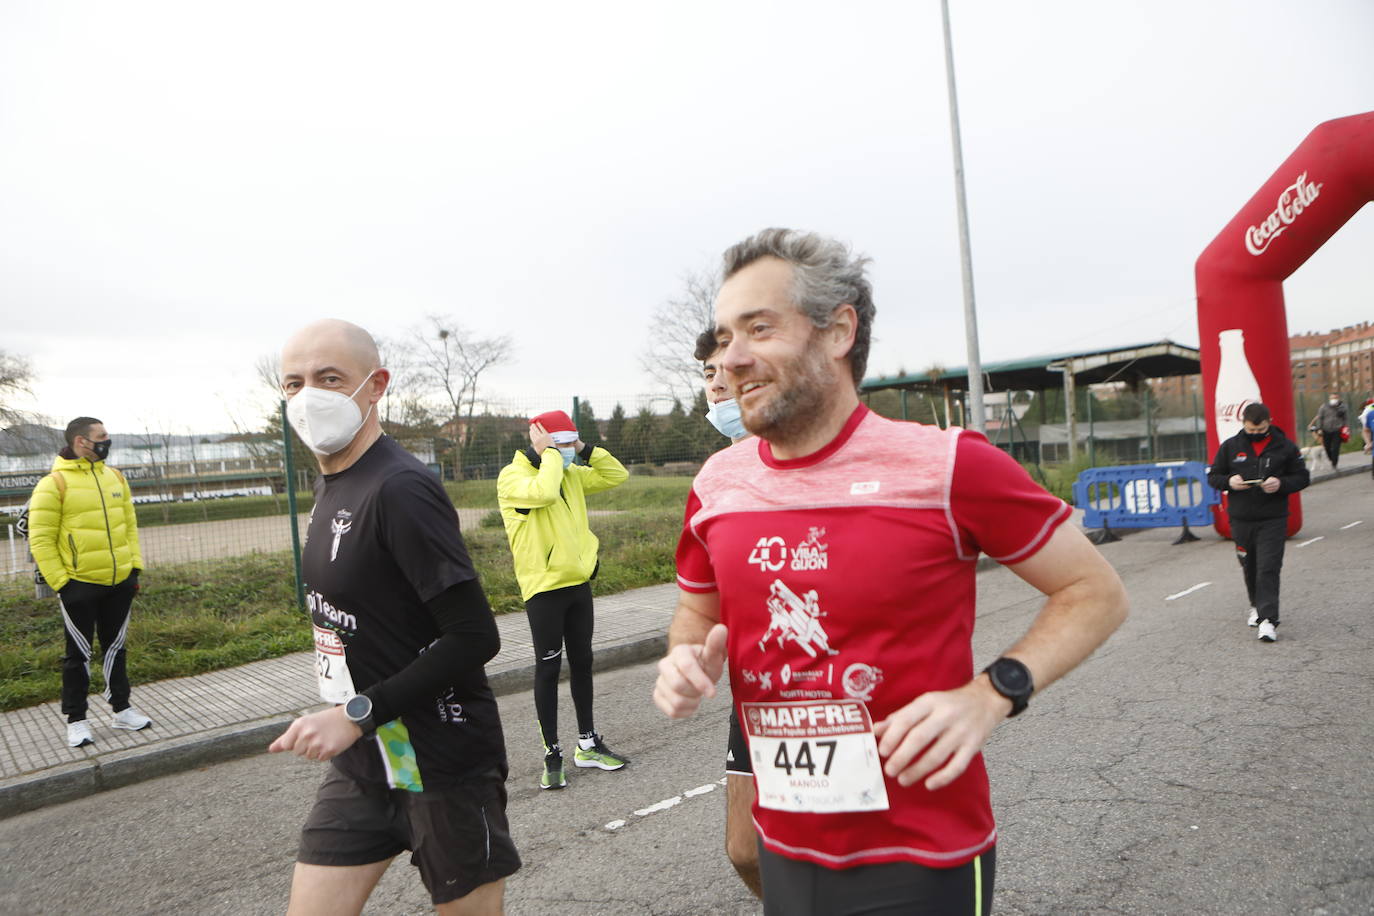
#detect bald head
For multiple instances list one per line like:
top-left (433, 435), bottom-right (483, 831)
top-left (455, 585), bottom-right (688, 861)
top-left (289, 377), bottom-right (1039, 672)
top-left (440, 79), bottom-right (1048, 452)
top-left (283, 319), bottom-right (380, 373)
top-left (281, 318), bottom-right (386, 404)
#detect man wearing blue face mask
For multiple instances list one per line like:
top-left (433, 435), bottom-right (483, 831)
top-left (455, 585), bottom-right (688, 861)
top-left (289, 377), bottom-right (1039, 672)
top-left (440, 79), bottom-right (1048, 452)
top-left (497, 409), bottom-right (630, 790)
top-left (692, 327), bottom-right (762, 898)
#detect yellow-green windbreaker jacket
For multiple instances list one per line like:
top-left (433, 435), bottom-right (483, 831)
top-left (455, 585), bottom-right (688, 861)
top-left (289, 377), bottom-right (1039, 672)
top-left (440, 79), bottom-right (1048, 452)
top-left (28, 453), bottom-right (143, 591)
top-left (496, 445), bottom-right (628, 601)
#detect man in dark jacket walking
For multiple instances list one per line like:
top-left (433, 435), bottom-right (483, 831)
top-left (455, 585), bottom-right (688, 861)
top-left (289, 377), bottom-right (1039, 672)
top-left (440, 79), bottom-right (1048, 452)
top-left (1308, 392), bottom-right (1348, 469)
top-left (1207, 402), bottom-right (1310, 642)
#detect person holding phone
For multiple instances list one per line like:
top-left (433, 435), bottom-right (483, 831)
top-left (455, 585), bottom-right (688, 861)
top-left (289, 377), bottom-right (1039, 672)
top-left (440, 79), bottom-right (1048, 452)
top-left (1207, 402), bottom-right (1310, 642)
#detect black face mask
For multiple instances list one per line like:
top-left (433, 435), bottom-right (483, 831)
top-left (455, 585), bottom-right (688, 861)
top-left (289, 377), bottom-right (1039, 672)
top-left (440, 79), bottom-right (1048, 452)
top-left (89, 438), bottom-right (112, 461)
top-left (1244, 430), bottom-right (1268, 443)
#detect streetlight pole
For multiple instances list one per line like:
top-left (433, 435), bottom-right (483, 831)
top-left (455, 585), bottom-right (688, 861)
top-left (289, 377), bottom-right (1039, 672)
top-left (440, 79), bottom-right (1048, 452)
top-left (940, 0), bottom-right (986, 433)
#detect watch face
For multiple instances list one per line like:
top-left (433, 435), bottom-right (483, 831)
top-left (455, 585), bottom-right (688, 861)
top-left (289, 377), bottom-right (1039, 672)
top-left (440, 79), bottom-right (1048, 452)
top-left (993, 660), bottom-right (1031, 694)
top-left (345, 694), bottom-right (371, 720)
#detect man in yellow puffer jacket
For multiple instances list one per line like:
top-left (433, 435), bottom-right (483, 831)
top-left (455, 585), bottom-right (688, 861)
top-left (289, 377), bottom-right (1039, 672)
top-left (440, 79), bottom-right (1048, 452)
top-left (28, 416), bottom-right (152, 748)
top-left (497, 409), bottom-right (629, 790)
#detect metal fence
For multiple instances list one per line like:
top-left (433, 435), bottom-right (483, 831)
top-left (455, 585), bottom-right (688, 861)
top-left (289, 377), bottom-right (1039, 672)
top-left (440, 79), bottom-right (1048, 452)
top-left (0, 393), bottom-right (731, 592)
top-left (861, 384), bottom-right (1373, 472)
top-left (6, 385), bottom-right (1367, 589)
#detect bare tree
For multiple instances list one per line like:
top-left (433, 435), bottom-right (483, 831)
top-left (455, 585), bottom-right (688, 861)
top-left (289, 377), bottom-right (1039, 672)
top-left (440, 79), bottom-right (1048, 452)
top-left (641, 268), bottom-right (719, 402)
top-left (1, 349), bottom-right (36, 427)
top-left (413, 316), bottom-right (514, 477)
top-left (375, 335), bottom-right (437, 433)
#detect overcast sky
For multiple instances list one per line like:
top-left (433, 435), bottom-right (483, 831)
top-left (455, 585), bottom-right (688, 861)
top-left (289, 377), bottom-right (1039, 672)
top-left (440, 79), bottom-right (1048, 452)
top-left (3, 0), bottom-right (1372, 436)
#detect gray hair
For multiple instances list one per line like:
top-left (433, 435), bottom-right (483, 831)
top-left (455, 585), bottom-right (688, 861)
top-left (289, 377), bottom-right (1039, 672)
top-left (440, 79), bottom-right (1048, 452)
top-left (720, 228), bottom-right (876, 387)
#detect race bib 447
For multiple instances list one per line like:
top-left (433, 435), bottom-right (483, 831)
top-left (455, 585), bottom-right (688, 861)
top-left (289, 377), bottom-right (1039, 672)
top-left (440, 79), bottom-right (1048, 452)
top-left (742, 699), bottom-right (890, 814)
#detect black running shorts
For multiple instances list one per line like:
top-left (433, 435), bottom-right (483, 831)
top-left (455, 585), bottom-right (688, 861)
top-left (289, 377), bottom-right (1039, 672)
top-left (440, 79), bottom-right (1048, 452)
top-left (758, 842), bottom-right (995, 916)
top-left (298, 766), bottom-right (522, 905)
top-left (726, 709), bottom-right (753, 776)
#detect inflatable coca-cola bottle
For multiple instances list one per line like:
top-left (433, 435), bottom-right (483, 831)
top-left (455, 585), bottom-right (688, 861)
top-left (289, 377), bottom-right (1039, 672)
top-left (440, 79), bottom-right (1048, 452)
top-left (1196, 111), bottom-right (1374, 538)
top-left (1213, 329), bottom-right (1262, 444)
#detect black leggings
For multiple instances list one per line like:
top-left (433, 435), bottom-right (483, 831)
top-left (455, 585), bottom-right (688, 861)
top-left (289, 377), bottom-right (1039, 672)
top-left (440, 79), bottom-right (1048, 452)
top-left (525, 582), bottom-right (595, 748)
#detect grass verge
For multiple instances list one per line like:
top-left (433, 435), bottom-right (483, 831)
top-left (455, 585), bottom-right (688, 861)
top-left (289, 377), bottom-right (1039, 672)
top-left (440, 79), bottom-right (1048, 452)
top-left (0, 507), bottom-right (681, 712)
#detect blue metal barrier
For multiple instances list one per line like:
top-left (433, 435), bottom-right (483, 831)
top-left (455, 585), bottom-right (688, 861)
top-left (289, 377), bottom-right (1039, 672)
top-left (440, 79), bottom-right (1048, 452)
top-left (1073, 461), bottom-right (1219, 543)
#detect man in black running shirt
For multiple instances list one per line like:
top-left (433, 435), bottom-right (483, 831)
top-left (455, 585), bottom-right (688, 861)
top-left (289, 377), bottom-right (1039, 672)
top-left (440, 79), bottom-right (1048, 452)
top-left (270, 319), bottom-right (519, 915)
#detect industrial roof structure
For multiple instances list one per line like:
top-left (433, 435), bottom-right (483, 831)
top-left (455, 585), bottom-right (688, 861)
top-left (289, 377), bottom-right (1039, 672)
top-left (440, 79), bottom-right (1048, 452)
top-left (860, 340), bottom-right (1201, 393)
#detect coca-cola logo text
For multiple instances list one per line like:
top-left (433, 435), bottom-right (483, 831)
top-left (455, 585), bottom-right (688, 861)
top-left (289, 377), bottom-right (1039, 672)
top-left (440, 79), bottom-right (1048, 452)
top-left (1216, 398), bottom-right (1255, 426)
top-left (1245, 172), bottom-right (1321, 256)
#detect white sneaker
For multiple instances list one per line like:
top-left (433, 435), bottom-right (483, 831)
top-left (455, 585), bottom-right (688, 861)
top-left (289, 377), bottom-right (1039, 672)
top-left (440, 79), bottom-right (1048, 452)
top-left (67, 720), bottom-right (94, 748)
top-left (111, 707), bottom-right (152, 730)
top-left (1257, 621), bottom-right (1277, 642)
top-left (1247, 608), bottom-right (1259, 627)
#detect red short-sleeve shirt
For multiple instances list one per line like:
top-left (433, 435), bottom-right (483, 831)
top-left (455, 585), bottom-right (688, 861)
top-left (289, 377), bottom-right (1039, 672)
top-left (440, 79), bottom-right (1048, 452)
top-left (675, 405), bottom-right (1070, 868)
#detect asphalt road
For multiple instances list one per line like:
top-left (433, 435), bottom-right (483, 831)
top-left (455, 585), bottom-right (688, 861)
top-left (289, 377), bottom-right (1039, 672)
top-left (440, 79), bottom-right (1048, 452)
top-left (1, 474), bottom-right (1370, 915)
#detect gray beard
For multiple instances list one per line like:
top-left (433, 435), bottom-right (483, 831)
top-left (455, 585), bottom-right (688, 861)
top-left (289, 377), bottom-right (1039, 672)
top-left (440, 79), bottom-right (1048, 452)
top-left (742, 342), bottom-right (835, 449)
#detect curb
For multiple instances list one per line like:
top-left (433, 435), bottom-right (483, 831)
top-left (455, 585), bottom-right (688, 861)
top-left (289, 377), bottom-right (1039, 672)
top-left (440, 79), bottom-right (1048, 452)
top-left (0, 635), bottom-right (669, 821)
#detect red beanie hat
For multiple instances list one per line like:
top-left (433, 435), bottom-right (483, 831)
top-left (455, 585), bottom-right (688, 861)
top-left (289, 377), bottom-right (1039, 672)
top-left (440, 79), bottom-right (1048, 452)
top-left (530, 410), bottom-right (578, 444)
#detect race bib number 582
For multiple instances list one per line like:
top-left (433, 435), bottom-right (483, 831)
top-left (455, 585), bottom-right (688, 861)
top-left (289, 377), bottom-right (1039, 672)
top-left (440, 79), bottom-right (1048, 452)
top-left (313, 624), bottom-right (357, 704)
top-left (742, 699), bottom-right (890, 814)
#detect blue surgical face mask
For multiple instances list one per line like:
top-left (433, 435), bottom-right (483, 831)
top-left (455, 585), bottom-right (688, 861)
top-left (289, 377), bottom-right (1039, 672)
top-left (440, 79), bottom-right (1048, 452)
top-left (706, 398), bottom-right (747, 440)
top-left (558, 446), bottom-right (577, 467)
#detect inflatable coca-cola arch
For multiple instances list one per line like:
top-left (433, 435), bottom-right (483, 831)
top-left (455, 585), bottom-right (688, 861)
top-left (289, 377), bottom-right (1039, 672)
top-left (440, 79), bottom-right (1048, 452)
top-left (1196, 110), bottom-right (1374, 537)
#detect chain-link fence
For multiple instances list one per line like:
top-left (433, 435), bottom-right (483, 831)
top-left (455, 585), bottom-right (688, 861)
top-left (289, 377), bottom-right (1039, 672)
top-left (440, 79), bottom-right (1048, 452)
top-left (420, 392), bottom-right (726, 481)
top-left (0, 393), bottom-right (733, 597)
top-left (0, 414), bottom-right (306, 592)
top-left (6, 383), bottom-right (1368, 592)
top-left (861, 380), bottom-right (1372, 502)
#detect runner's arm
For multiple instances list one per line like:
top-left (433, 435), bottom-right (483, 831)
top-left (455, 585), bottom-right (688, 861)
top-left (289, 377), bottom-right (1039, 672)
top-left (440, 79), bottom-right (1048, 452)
top-left (361, 578), bottom-right (500, 726)
top-left (270, 578), bottom-right (500, 761)
top-left (876, 523), bottom-right (1127, 790)
top-left (654, 588), bottom-right (727, 718)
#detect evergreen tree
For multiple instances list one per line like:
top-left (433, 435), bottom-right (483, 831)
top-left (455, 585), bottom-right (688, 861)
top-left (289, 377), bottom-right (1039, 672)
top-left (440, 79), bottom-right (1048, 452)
top-left (655, 399), bottom-right (694, 463)
top-left (624, 406), bottom-right (658, 465)
top-left (603, 403), bottom-right (628, 455)
top-left (574, 400), bottom-right (602, 450)
top-left (689, 389), bottom-right (722, 459)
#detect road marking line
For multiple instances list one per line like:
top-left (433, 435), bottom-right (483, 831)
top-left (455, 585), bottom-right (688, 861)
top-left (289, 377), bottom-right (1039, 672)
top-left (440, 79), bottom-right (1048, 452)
top-left (1165, 582), bottom-right (1211, 601)
top-left (1295, 537), bottom-right (1323, 548)
top-left (634, 796), bottom-right (683, 817)
top-left (1340, 521), bottom-right (1363, 530)
top-left (604, 778), bottom-right (727, 831)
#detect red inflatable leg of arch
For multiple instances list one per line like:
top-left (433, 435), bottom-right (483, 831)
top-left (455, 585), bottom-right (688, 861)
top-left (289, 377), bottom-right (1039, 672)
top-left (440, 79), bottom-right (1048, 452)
top-left (1196, 111), bottom-right (1374, 538)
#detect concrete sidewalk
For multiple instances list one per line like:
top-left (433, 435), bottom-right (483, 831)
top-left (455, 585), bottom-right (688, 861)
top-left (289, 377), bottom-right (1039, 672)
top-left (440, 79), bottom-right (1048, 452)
top-left (0, 582), bottom-right (679, 820)
top-left (3, 452), bottom-right (1367, 820)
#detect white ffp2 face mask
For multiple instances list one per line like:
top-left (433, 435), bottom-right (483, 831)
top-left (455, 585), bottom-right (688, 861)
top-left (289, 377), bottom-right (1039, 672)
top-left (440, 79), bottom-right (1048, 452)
top-left (286, 370), bottom-right (377, 455)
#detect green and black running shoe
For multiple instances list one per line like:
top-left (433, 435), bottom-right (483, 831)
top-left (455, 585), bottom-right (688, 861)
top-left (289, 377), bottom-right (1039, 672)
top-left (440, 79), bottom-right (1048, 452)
top-left (573, 733), bottom-right (629, 771)
top-left (541, 746), bottom-right (567, 790)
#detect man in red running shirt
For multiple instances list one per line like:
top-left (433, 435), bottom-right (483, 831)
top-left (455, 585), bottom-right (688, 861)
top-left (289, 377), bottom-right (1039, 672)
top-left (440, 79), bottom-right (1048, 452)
top-left (653, 229), bottom-right (1129, 915)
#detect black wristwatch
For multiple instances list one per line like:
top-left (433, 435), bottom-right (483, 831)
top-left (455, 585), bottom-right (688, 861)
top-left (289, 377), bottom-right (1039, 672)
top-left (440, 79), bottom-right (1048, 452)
top-left (982, 657), bottom-right (1034, 718)
top-left (343, 694), bottom-right (376, 734)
